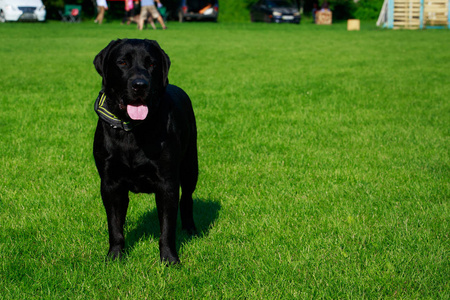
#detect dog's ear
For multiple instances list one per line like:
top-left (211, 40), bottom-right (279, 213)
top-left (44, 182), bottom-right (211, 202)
top-left (93, 39), bottom-right (123, 78)
top-left (146, 40), bottom-right (171, 88)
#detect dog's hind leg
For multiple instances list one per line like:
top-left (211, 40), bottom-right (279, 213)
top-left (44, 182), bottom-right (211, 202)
top-left (179, 148), bottom-right (198, 235)
top-left (101, 184), bottom-right (129, 260)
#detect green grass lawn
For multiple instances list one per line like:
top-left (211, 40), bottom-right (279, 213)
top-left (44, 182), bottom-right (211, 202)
top-left (0, 20), bottom-right (449, 298)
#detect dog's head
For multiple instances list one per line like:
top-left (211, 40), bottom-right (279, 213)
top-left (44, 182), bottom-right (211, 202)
top-left (94, 39), bottom-right (171, 121)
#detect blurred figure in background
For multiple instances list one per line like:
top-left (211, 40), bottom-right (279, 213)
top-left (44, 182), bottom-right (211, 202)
top-left (95, 0), bottom-right (108, 24)
top-left (122, 0), bottom-right (137, 25)
top-left (312, 2), bottom-right (318, 23)
top-left (138, 0), bottom-right (167, 30)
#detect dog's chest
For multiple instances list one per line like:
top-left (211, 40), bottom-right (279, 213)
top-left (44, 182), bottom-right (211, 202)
top-left (128, 156), bottom-right (161, 194)
top-left (110, 136), bottom-right (166, 193)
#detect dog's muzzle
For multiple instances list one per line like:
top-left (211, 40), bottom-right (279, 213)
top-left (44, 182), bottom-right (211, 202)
top-left (131, 78), bottom-right (149, 92)
top-left (127, 78), bottom-right (149, 120)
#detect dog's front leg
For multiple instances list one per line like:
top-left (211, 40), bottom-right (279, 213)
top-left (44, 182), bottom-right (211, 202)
top-left (101, 183), bottom-right (129, 260)
top-left (155, 186), bottom-right (180, 264)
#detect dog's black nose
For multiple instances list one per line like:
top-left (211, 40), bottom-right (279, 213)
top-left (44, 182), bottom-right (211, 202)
top-left (132, 79), bottom-right (149, 90)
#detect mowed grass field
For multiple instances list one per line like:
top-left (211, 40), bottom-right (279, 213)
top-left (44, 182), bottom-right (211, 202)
top-left (0, 20), bottom-right (449, 298)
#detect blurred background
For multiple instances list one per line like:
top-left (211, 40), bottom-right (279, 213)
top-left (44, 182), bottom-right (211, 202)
top-left (41, 0), bottom-right (384, 23)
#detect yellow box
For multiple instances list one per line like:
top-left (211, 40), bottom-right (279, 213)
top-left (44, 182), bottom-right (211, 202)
top-left (347, 19), bottom-right (360, 31)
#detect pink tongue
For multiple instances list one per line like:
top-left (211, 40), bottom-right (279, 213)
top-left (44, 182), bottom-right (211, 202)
top-left (127, 104), bottom-right (148, 120)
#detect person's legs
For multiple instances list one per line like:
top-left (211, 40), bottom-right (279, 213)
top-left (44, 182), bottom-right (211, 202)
top-left (157, 15), bottom-right (167, 29)
top-left (95, 6), bottom-right (105, 24)
top-left (138, 7), bottom-right (148, 30)
top-left (150, 6), bottom-right (166, 29)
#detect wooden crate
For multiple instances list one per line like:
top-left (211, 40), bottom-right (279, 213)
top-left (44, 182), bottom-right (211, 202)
top-left (316, 10), bottom-right (332, 25)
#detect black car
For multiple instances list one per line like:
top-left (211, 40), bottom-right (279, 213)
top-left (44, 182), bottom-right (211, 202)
top-left (178, 0), bottom-right (219, 22)
top-left (250, 0), bottom-right (300, 24)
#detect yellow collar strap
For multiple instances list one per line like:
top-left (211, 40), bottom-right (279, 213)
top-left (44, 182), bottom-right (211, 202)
top-left (94, 91), bottom-right (143, 131)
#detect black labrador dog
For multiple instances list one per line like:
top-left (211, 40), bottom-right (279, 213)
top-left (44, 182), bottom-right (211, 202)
top-left (93, 39), bottom-right (198, 264)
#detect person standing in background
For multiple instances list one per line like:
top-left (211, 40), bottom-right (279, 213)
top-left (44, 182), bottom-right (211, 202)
top-left (138, 0), bottom-right (167, 30)
top-left (122, 0), bottom-right (137, 25)
top-left (95, 0), bottom-right (108, 24)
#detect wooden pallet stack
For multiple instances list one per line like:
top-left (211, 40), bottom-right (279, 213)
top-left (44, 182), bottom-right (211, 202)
top-left (393, 0), bottom-right (422, 29)
top-left (425, 0), bottom-right (449, 27)
top-left (378, 0), bottom-right (450, 29)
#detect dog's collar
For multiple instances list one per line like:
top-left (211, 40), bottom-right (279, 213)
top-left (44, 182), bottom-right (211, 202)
top-left (94, 91), bottom-right (144, 131)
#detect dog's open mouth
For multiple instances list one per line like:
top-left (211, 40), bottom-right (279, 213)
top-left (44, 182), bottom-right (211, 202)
top-left (127, 99), bottom-right (148, 120)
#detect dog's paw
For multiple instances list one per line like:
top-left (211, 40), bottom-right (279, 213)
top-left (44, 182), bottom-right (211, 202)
top-left (182, 222), bottom-right (198, 236)
top-left (161, 256), bottom-right (180, 266)
top-left (160, 247), bottom-right (180, 265)
top-left (106, 246), bottom-right (124, 261)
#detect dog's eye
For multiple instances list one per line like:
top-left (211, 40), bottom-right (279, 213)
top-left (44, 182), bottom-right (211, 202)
top-left (117, 60), bottom-right (127, 66)
top-left (144, 57), bottom-right (155, 69)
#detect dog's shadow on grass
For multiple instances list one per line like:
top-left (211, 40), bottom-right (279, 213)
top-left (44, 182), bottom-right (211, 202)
top-left (125, 199), bottom-right (221, 256)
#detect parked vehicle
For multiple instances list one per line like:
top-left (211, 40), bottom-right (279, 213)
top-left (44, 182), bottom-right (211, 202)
top-left (0, 0), bottom-right (46, 22)
top-left (178, 0), bottom-right (218, 22)
top-left (250, 0), bottom-right (300, 24)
